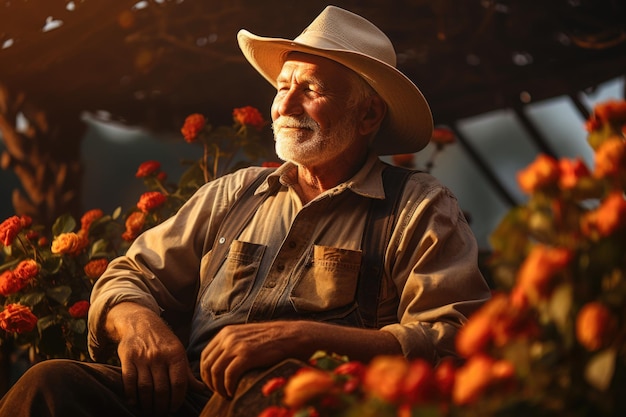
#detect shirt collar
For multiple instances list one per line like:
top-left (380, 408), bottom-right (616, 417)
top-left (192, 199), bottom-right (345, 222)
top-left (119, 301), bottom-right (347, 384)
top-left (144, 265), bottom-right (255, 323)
top-left (255, 152), bottom-right (387, 200)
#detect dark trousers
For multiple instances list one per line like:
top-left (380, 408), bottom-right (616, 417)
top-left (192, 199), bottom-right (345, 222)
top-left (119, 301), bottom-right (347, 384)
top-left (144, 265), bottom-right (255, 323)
top-left (0, 359), bottom-right (209, 417)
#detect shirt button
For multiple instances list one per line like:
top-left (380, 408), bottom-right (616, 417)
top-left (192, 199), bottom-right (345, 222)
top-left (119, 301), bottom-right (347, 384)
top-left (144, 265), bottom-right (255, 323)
top-left (276, 264), bottom-right (285, 272)
top-left (265, 280), bottom-right (276, 288)
top-left (288, 241), bottom-right (296, 249)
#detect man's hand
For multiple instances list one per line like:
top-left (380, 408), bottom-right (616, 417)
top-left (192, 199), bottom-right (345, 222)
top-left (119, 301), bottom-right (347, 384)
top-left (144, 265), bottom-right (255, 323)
top-left (106, 302), bottom-right (205, 416)
top-left (199, 321), bottom-right (304, 399)
top-left (198, 320), bottom-right (403, 399)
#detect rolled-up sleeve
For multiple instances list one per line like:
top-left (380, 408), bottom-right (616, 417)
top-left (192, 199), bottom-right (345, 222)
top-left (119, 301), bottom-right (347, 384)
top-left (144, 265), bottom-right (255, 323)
top-left (381, 175), bottom-right (491, 363)
top-left (87, 168), bottom-right (264, 361)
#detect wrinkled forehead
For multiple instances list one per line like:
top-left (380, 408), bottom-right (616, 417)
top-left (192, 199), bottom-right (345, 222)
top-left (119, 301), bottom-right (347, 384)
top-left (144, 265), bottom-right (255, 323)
top-left (278, 52), bottom-right (365, 87)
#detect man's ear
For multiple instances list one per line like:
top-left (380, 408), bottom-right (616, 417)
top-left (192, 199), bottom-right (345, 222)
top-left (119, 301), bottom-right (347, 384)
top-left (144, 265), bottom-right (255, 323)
top-left (358, 94), bottom-right (387, 136)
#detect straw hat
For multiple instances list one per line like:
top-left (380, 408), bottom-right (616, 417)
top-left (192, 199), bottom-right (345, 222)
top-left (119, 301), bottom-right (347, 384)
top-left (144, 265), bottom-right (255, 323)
top-left (237, 5), bottom-right (433, 155)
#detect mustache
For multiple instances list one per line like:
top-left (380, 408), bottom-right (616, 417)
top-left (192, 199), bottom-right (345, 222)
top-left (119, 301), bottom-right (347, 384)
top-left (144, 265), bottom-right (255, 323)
top-left (272, 116), bottom-right (319, 131)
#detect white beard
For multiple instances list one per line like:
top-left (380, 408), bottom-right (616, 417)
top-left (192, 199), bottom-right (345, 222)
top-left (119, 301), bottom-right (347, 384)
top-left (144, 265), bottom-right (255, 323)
top-left (272, 112), bottom-right (359, 166)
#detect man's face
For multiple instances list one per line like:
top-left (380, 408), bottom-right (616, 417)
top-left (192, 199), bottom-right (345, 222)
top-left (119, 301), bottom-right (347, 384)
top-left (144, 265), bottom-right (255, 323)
top-left (271, 53), bottom-right (364, 166)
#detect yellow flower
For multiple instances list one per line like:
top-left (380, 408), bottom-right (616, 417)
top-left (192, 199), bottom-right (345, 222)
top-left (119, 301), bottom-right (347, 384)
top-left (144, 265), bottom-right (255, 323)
top-left (51, 232), bottom-right (83, 255)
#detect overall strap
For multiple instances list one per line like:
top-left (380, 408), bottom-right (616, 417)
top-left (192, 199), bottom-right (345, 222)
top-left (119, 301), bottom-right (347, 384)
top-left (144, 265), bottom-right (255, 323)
top-left (357, 164), bottom-right (414, 328)
top-left (201, 168), bottom-right (278, 286)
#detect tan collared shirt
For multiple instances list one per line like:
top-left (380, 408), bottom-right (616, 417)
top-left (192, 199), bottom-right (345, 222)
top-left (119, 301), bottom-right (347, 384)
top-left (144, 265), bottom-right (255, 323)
top-left (89, 153), bottom-right (491, 365)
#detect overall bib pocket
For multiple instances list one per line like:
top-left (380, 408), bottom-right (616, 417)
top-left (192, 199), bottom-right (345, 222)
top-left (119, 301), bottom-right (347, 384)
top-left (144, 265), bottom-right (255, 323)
top-left (290, 245), bottom-right (362, 313)
top-left (200, 240), bottom-right (265, 316)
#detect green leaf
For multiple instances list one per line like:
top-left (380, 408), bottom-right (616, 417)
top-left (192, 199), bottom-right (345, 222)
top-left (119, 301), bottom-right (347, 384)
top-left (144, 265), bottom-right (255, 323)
top-left (89, 239), bottom-right (110, 258)
top-left (20, 291), bottom-right (46, 307)
top-left (52, 213), bottom-right (77, 236)
top-left (37, 315), bottom-right (57, 333)
top-left (548, 283), bottom-right (573, 338)
top-left (42, 255), bottom-right (63, 274)
top-left (585, 348), bottom-right (617, 391)
top-left (46, 285), bottom-right (72, 305)
top-left (112, 206), bottom-right (122, 220)
top-left (69, 318), bottom-right (87, 334)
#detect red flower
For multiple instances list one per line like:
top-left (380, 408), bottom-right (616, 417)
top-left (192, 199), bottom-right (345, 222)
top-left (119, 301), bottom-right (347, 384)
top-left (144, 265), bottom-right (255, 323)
top-left (0, 216), bottom-right (22, 246)
top-left (262, 161), bottom-right (282, 168)
top-left (135, 160), bottom-right (161, 178)
top-left (181, 113), bottom-right (206, 143)
top-left (593, 99), bottom-right (626, 124)
top-left (233, 106), bottom-right (265, 131)
top-left (558, 158), bottom-right (591, 189)
top-left (68, 300), bottom-right (90, 318)
top-left (402, 359), bottom-right (436, 405)
top-left (136, 191), bottom-right (167, 213)
top-left (0, 304), bottom-right (38, 334)
top-left (19, 215), bottom-right (32, 228)
top-left (80, 209), bottom-right (104, 232)
top-left (258, 406), bottom-right (293, 417)
top-left (0, 270), bottom-right (28, 296)
top-left (391, 153), bottom-right (414, 168)
top-left (84, 258), bottom-right (109, 280)
top-left (431, 127), bottom-right (455, 145)
top-left (13, 259), bottom-right (39, 281)
top-left (262, 377), bottom-right (287, 397)
top-left (122, 211), bottom-right (147, 241)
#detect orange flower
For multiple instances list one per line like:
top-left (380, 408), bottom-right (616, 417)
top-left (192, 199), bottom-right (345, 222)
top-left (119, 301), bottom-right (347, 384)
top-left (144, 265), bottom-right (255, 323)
top-left (233, 106), bottom-right (265, 131)
top-left (593, 139), bottom-right (626, 179)
top-left (576, 302), bottom-right (617, 351)
top-left (135, 160), bottom-right (161, 178)
top-left (122, 211), bottom-right (147, 241)
top-left (68, 300), bottom-right (90, 318)
top-left (137, 191), bottom-right (167, 213)
top-left (581, 191), bottom-right (626, 238)
top-left (558, 157), bottom-right (591, 189)
top-left (391, 153), bottom-right (414, 168)
top-left (282, 368), bottom-right (335, 409)
top-left (51, 232), bottom-right (84, 255)
top-left (363, 355), bottom-right (408, 403)
top-left (0, 303), bottom-right (38, 334)
top-left (431, 127), bottom-right (455, 145)
top-left (452, 354), bottom-right (515, 405)
top-left (514, 245), bottom-right (572, 301)
top-left (84, 258), bottom-right (109, 280)
top-left (456, 292), bottom-right (537, 357)
top-left (80, 209), bottom-right (104, 232)
top-left (517, 154), bottom-right (560, 194)
top-left (181, 113), bottom-right (207, 143)
top-left (0, 216), bottom-right (22, 246)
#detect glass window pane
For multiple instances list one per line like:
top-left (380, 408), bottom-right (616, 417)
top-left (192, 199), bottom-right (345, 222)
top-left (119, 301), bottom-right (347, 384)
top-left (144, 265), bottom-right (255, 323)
top-left (524, 96), bottom-right (593, 166)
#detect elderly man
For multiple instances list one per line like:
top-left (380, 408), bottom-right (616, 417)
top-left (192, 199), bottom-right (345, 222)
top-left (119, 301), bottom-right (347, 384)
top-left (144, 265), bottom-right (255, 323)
top-left (0, 5), bottom-right (490, 417)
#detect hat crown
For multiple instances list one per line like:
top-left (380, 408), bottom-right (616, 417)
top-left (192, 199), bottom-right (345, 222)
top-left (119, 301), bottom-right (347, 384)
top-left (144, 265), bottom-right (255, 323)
top-left (295, 6), bottom-right (397, 67)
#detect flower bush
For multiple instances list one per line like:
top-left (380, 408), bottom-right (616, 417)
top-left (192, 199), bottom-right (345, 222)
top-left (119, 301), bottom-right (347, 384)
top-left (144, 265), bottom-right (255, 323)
top-left (0, 106), bottom-right (272, 361)
top-left (258, 100), bottom-right (626, 417)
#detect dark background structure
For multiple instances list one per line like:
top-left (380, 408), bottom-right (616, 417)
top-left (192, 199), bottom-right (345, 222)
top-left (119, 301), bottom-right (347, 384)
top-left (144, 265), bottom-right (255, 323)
top-left (1, 0), bottom-right (626, 226)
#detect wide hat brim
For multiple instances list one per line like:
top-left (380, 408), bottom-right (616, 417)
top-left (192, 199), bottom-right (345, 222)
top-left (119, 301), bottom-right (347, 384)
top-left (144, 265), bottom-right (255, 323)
top-left (237, 30), bottom-right (433, 155)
